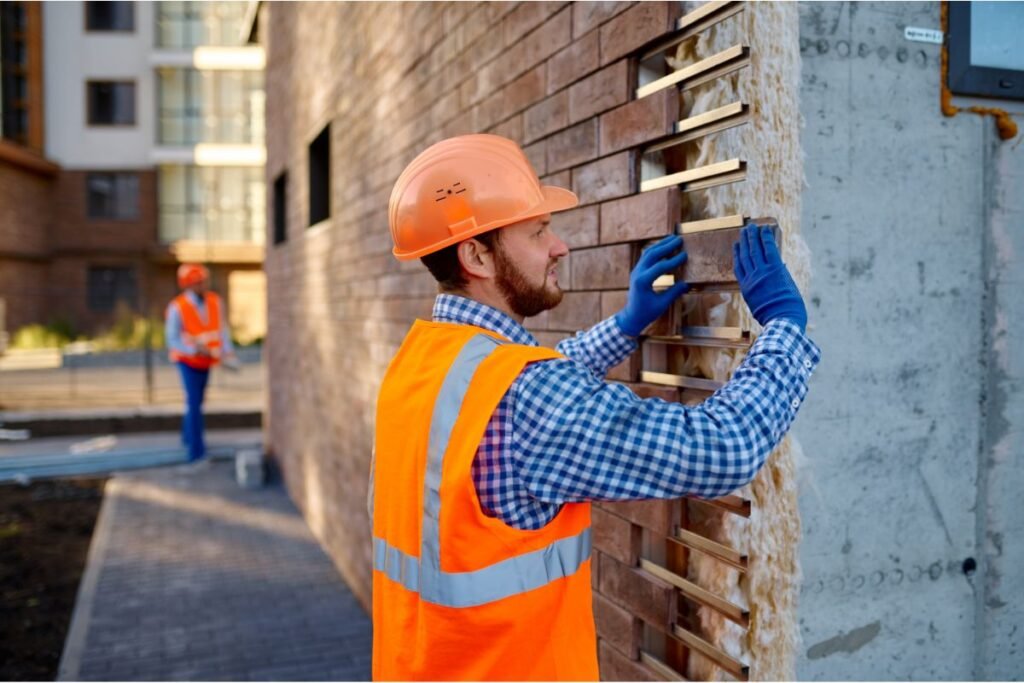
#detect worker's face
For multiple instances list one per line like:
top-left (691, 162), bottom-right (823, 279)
top-left (492, 214), bottom-right (569, 317)
top-left (189, 280), bottom-right (208, 295)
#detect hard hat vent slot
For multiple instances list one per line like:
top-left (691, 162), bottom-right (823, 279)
top-left (434, 182), bottom-right (467, 202)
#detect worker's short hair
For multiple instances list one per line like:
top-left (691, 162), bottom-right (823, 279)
top-left (420, 229), bottom-right (502, 292)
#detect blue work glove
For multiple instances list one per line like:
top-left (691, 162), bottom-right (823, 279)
top-left (615, 234), bottom-right (691, 337)
top-left (732, 223), bottom-right (807, 331)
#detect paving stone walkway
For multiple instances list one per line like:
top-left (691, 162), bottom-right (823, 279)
top-left (58, 459), bottom-right (371, 681)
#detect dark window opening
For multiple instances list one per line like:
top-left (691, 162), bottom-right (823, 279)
top-left (87, 81), bottom-right (136, 125)
top-left (85, 1), bottom-right (134, 31)
top-left (0, 2), bottom-right (30, 144)
top-left (87, 172), bottom-right (140, 220)
top-left (308, 124), bottom-right (330, 226)
top-left (87, 266), bottom-right (137, 313)
top-left (273, 171), bottom-right (288, 245)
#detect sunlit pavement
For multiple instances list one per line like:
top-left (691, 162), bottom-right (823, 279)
top-left (56, 457), bottom-right (372, 681)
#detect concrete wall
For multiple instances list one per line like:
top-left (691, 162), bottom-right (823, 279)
top-left (796, 2), bottom-right (1021, 678)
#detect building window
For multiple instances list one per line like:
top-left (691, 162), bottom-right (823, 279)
top-left (158, 165), bottom-right (265, 244)
top-left (86, 173), bottom-right (140, 220)
top-left (948, 2), bottom-right (1024, 101)
top-left (85, 1), bottom-right (134, 32)
top-left (157, 68), bottom-right (264, 145)
top-left (0, 2), bottom-right (30, 144)
top-left (156, 1), bottom-right (250, 48)
top-left (308, 124), bottom-right (330, 226)
top-left (87, 266), bottom-right (137, 313)
top-left (273, 172), bottom-right (287, 245)
top-left (87, 81), bottom-right (136, 125)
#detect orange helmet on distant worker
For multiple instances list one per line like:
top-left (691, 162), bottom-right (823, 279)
top-left (388, 134), bottom-right (579, 260)
top-left (177, 264), bottom-right (209, 288)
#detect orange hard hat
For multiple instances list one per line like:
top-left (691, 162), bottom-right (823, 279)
top-left (388, 134), bottom-right (579, 260)
top-left (177, 263), bottom-right (209, 288)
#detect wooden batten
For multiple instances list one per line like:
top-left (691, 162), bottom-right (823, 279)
top-left (641, 158), bottom-right (746, 194)
top-left (641, 371), bottom-right (724, 393)
top-left (677, 215), bottom-right (747, 235)
top-left (691, 494), bottom-right (752, 518)
top-left (645, 103), bottom-right (751, 154)
top-left (670, 528), bottom-right (749, 572)
top-left (671, 625), bottom-right (750, 681)
top-left (640, 559), bottom-right (750, 627)
top-left (636, 45), bottom-right (750, 100)
top-left (639, 650), bottom-right (688, 681)
top-left (640, 1), bottom-right (745, 62)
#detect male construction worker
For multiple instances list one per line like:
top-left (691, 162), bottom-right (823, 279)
top-left (371, 134), bottom-right (820, 680)
top-left (166, 264), bottom-right (237, 463)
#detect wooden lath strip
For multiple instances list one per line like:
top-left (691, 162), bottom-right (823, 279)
top-left (680, 326), bottom-right (748, 341)
top-left (636, 45), bottom-right (749, 100)
top-left (677, 214), bottom-right (746, 235)
top-left (670, 528), bottom-right (749, 572)
top-left (639, 650), bottom-right (688, 681)
top-left (641, 371), bottom-right (723, 393)
top-left (671, 624), bottom-right (750, 681)
top-left (640, 1), bottom-right (744, 62)
top-left (645, 102), bottom-right (750, 154)
top-left (640, 558), bottom-right (750, 626)
top-left (646, 334), bottom-right (752, 351)
top-left (691, 494), bottom-right (751, 518)
top-left (641, 158), bottom-right (745, 193)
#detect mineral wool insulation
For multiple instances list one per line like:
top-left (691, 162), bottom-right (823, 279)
top-left (665, 3), bottom-right (807, 680)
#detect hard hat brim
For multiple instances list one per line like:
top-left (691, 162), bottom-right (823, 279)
top-left (393, 184), bottom-right (580, 261)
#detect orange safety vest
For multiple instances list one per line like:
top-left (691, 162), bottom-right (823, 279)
top-left (167, 292), bottom-right (223, 370)
top-left (372, 320), bottom-right (598, 681)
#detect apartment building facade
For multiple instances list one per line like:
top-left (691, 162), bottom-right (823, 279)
top-left (0, 0), bottom-right (266, 342)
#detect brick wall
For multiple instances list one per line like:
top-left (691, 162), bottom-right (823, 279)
top-left (0, 151), bottom-right (55, 331)
top-left (263, 3), bottom-right (700, 678)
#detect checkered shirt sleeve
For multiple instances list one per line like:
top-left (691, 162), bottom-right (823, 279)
top-left (432, 295), bottom-right (821, 530)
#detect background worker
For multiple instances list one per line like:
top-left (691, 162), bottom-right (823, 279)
top-left (371, 134), bottom-right (820, 680)
top-left (166, 264), bottom-right (237, 463)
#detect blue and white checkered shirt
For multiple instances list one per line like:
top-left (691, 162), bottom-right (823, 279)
top-left (433, 293), bottom-right (821, 531)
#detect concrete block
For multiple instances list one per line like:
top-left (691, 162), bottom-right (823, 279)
top-left (235, 449), bottom-right (265, 489)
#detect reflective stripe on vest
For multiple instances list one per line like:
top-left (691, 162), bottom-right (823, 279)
top-left (373, 333), bottom-right (592, 609)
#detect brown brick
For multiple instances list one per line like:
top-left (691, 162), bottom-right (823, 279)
top-left (547, 291), bottom-right (601, 331)
top-left (573, 1), bottom-right (632, 39)
top-left (604, 499), bottom-right (674, 535)
top-left (523, 140), bottom-right (548, 176)
top-left (598, 554), bottom-right (676, 629)
top-left (551, 205), bottom-right (598, 249)
top-left (592, 505), bottom-right (640, 565)
top-left (547, 118), bottom-right (598, 173)
top-left (542, 169), bottom-right (572, 190)
top-left (600, 188), bottom-right (679, 244)
top-left (606, 351), bottom-right (640, 383)
top-left (491, 114), bottom-right (523, 142)
top-left (572, 151), bottom-right (633, 205)
top-left (599, 87), bottom-right (678, 155)
top-left (569, 60), bottom-right (629, 124)
top-left (501, 62), bottom-right (547, 117)
top-left (524, 91), bottom-right (569, 143)
top-left (503, 1), bottom-right (567, 47)
top-left (502, 6), bottom-right (572, 83)
top-left (598, 641), bottom-right (663, 682)
top-left (594, 593), bottom-right (642, 659)
top-left (547, 30), bottom-right (599, 94)
top-left (600, 290), bottom-right (628, 320)
top-left (571, 244), bottom-right (631, 290)
top-left (599, 1), bottom-right (677, 66)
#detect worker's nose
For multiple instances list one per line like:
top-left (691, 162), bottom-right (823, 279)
top-left (550, 233), bottom-right (569, 259)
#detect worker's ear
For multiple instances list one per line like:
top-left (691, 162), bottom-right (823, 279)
top-left (457, 237), bottom-right (497, 281)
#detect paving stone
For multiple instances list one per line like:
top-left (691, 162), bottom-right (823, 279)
top-left (61, 460), bottom-right (371, 681)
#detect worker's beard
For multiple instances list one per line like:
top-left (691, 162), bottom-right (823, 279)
top-left (493, 247), bottom-right (563, 318)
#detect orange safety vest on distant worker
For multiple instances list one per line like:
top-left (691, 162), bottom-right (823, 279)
top-left (372, 320), bottom-right (598, 681)
top-left (167, 292), bottom-right (223, 370)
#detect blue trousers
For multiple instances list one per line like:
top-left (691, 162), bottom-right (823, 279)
top-left (177, 362), bottom-right (210, 461)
